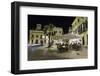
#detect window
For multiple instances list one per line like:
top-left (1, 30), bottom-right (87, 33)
top-left (82, 37), bottom-right (84, 45)
top-left (54, 31), bottom-right (57, 33)
top-left (40, 40), bottom-right (43, 45)
top-left (44, 40), bottom-right (46, 43)
top-left (32, 40), bottom-right (34, 44)
top-left (36, 35), bottom-right (38, 38)
top-left (59, 31), bottom-right (62, 33)
top-left (80, 25), bottom-right (82, 34)
top-left (31, 35), bottom-right (34, 38)
top-left (82, 22), bottom-right (88, 33)
top-left (77, 18), bottom-right (80, 22)
top-left (35, 39), bottom-right (38, 44)
top-left (83, 23), bottom-right (86, 32)
top-left (40, 35), bottom-right (42, 39)
top-left (78, 24), bottom-right (83, 34)
top-left (78, 26), bottom-right (81, 34)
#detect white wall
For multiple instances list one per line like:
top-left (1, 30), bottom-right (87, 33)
top-left (0, 0), bottom-right (99, 76)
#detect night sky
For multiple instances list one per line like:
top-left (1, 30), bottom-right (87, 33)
top-left (28, 15), bottom-right (75, 34)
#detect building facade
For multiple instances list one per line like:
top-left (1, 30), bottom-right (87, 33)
top-left (29, 24), bottom-right (64, 46)
top-left (52, 27), bottom-right (63, 40)
top-left (50, 27), bottom-right (63, 45)
top-left (71, 17), bottom-right (88, 47)
top-left (29, 30), bottom-right (45, 45)
top-left (53, 27), bottom-right (63, 36)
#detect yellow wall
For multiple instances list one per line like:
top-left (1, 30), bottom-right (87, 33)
top-left (29, 30), bottom-right (44, 45)
top-left (71, 17), bottom-right (88, 47)
top-left (80, 31), bottom-right (88, 47)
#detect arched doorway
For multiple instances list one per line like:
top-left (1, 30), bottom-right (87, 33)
top-left (40, 40), bottom-right (43, 45)
top-left (35, 39), bottom-right (38, 44)
top-left (82, 37), bottom-right (84, 45)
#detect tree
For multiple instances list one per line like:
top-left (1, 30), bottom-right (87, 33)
top-left (43, 25), bottom-right (48, 44)
top-left (43, 24), bottom-right (55, 47)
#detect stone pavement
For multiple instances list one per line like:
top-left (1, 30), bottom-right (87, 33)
top-left (43, 45), bottom-right (88, 59)
top-left (28, 45), bottom-right (88, 61)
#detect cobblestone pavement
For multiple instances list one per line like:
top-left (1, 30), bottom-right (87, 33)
top-left (28, 45), bottom-right (88, 61)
